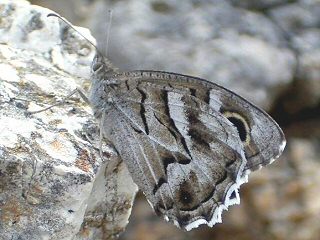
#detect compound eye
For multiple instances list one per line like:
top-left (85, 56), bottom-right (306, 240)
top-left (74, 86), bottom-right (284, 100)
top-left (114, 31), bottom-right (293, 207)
top-left (92, 62), bottom-right (103, 72)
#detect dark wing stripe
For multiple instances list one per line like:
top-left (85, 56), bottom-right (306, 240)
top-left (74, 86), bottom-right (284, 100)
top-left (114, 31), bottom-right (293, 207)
top-left (190, 88), bottom-right (196, 97)
top-left (184, 95), bottom-right (216, 151)
top-left (153, 112), bottom-right (178, 141)
top-left (121, 119), bottom-right (172, 212)
top-left (137, 97), bottom-right (228, 141)
top-left (125, 80), bottom-right (130, 90)
top-left (122, 97), bottom-right (241, 165)
top-left (159, 91), bottom-right (213, 217)
top-left (136, 87), bottom-right (149, 135)
top-left (131, 125), bottom-right (143, 134)
top-left (189, 88), bottom-right (211, 105)
top-left (153, 177), bottom-right (167, 195)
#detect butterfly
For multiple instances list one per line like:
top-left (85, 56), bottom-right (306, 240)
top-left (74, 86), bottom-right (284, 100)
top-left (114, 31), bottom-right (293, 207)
top-left (89, 57), bottom-right (286, 230)
top-left (49, 14), bottom-right (286, 231)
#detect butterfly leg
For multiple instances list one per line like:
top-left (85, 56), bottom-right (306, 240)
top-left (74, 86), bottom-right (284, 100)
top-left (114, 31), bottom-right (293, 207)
top-left (75, 87), bottom-right (90, 105)
top-left (27, 87), bottom-right (89, 114)
top-left (99, 111), bottom-right (106, 160)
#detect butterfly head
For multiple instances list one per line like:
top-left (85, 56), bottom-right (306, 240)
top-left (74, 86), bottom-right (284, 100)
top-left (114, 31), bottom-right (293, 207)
top-left (91, 53), bottom-right (108, 78)
top-left (91, 52), bottom-right (118, 81)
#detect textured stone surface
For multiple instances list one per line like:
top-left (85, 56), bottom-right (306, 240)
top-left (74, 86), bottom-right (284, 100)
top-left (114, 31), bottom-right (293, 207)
top-left (0, 1), bottom-right (137, 239)
top-left (3, 0), bottom-right (320, 240)
top-left (269, 1), bottom-right (320, 110)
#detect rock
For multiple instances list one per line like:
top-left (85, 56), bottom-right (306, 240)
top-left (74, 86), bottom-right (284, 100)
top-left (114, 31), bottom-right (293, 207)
top-left (230, 0), bottom-right (289, 10)
top-left (0, 1), bottom-right (137, 239)
top-left (269, 1), bottom-right (320, 112)
top-left (239, 138), bottom-right (320, 240)
top-left (6, 1), bottom-right (320, 240)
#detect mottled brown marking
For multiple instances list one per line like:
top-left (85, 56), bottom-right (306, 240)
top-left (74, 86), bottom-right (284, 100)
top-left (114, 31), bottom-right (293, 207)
top-left (75, 149), bottom-right (91, 172)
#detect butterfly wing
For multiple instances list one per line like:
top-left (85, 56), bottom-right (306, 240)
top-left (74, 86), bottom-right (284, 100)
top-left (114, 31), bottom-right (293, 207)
top-left (117, 71), bottom-right (286, 174)
top-left (97, 70), bottom-right (285, 230)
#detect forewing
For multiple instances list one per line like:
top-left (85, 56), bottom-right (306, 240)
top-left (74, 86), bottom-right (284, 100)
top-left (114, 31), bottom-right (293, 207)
top-left (102, 79), bottom-right (248, 230)
top-left (117, 71), bottom-right (286, 174)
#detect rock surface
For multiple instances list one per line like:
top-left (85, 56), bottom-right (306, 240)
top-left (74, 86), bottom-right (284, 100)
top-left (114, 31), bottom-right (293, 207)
top-left (0, 1), bottom-right (137, 239)
top-left (2, 0), bottom-right (320, 240)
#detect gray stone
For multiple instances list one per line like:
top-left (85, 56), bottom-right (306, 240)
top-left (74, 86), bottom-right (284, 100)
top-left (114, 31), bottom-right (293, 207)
top-left (4, 0), bottom-right (320, 239)
top-left (230, 0), bottom-right (290, 10)
top-left (269, 1), bottom-right (320, 111)
top-left (0, 1), bottom-right (137, 239)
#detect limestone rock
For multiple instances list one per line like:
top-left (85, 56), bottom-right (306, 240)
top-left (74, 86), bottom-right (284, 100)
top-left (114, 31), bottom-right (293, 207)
top-left (270, 1), bottom-right (320, 112)
top-left (8, 1), bottom-right (320, 240)
top-left (0, 1), bottom-right (138, 239)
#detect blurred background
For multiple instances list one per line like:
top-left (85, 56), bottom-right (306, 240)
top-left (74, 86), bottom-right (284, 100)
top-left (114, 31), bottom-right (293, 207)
top-left (30, 0), bottom-right (320, 239)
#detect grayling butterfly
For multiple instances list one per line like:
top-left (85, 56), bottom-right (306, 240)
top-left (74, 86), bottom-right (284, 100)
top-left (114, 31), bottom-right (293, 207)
top-left (48, 14), bottom-right (286, 231)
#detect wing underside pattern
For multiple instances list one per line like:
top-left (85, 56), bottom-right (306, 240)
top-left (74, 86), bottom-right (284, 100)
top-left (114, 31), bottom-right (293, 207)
top-left (99, 70), bottom-right (285, 230)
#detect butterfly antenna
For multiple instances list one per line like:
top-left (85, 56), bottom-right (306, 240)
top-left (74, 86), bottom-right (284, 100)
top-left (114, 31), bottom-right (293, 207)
top-left (47, 13), bottom-right (104, 56)
top-left (105, 9), bottom-right (113, 57)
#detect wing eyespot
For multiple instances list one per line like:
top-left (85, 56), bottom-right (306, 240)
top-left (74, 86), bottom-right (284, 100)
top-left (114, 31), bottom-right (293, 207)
top-left (180, 189), bottom-right (193, 205)
top-left (227, 117), bottom-right (247, 141)
top-left (178, 181), bottom-right (195, 208)
top-left (223, 111), bottom-right (251, 145)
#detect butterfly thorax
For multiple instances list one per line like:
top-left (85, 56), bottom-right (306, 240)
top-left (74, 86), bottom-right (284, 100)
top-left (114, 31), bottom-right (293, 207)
top-left (89, 54), bottom-right (121, 118)
top-left (89, 77), bottom-right (121, 119)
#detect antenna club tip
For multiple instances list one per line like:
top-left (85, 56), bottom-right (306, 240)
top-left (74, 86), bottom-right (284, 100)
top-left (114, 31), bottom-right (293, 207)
top-left (45, 12), bottom-right (99, 53)
top-left (47, 13), bottom-right (59, 18)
